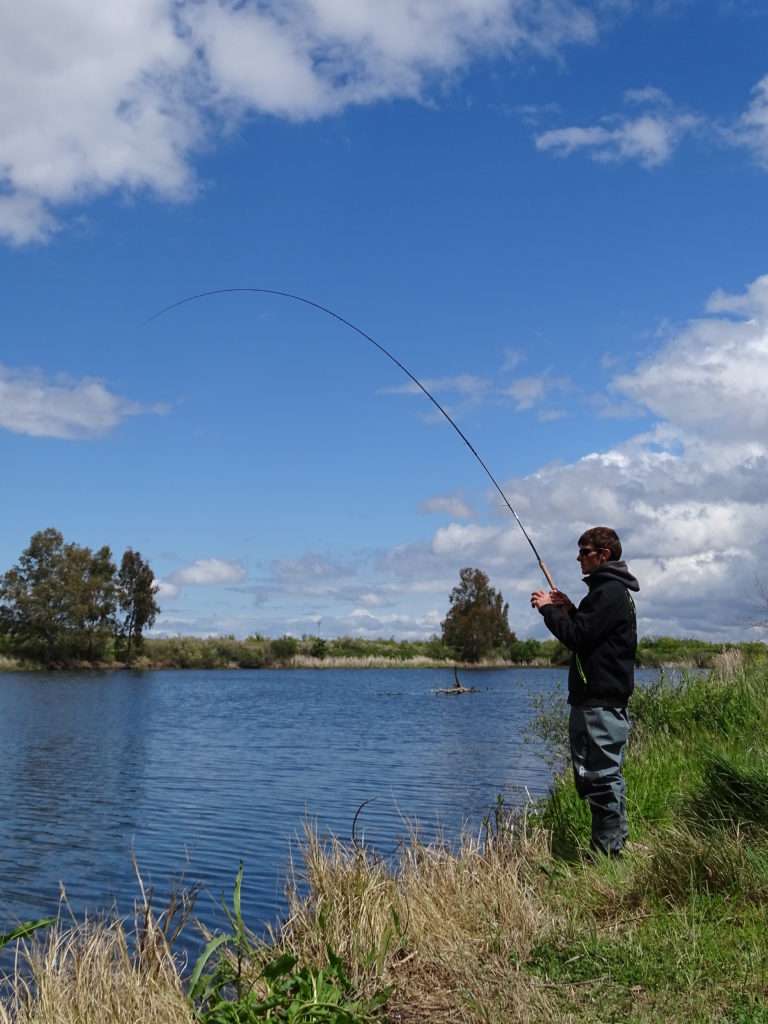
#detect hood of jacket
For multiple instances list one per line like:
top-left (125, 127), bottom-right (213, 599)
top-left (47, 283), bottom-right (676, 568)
top-left (584, 559), bottom-right (640, 592)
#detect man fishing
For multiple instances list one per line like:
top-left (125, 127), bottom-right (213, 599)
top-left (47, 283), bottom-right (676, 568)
top-left (531, 527), bottom-right (639, 857)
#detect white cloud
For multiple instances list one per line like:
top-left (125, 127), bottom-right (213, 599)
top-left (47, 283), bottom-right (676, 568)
top-left (484, 274), bottom-right (768, 638)
top-left (0, 0), bottom-right (602, 245)
top-left (0, 364), bottom-right (159, 439)
top-left (729, 74), bottom-right (768, 168)
top-left (383, 374), bottom-right (491, 399)
top-left (169, 558), bottom-right (247, 586)
top-left (432, 522), bottom-right (503, 555)
top-left (420, 495), bottom-right (473, 518)
top-left (534, 80), bottom-right (702, 167)
top-left (0, 1), bottom-right (198, 245)
top-left (614, 276), bottom-right (768, 440)
top-left (534, 73), bottom-right (768, 171)
top-left (270, 553), bottom-right (352, 582)
top-left (536, 107), bottom-right (698, 167)
top-left (155, 580), bottom-right (180, 601)
top-left (623, 85), bottom-right (672, 107)
top-left (501, 373), bottom-right (569, 410)
top-left (307, 607), bottom-right (443, 640)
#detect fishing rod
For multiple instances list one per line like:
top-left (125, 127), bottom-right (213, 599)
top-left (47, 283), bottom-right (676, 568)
top-left (147, 287), bottom-right (556, 589)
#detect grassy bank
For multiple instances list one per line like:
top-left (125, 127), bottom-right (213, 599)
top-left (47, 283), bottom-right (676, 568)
top-left (1, 650), bottom-right (766, 1021)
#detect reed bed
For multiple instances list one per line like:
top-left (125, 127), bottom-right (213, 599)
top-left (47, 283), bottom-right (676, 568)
top-left (286, 656), bottom-right (514, 670)
top-left (287, 655), bottom-right (451, 670)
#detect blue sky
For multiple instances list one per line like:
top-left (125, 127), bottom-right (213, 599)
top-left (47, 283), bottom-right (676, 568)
top-left (2, 0), bottom-right (768, 641)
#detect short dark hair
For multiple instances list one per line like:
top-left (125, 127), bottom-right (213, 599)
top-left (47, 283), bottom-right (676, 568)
top-left (578, 526), bottom-right (622, 560)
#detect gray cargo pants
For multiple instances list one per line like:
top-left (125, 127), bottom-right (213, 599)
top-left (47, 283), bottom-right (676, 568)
top-left (569, 705), bottom-right (630, 856)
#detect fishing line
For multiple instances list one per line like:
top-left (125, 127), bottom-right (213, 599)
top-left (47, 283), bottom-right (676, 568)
top-left (146, 287), bottom-right (555, 588)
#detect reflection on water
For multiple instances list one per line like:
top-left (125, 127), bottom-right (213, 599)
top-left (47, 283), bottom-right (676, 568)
top-left (0, 667), bottom-right (661, 942)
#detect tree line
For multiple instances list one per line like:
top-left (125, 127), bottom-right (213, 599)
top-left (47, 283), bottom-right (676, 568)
top-left (1, 535), bottom-right (747, 670)
top-left (0, 528), bottom-right (159, 664)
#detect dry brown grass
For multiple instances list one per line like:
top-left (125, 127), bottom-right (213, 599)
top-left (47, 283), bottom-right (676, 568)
top-left (268, 818), bottom-right (559, 1023)
top-left (286, 656), bottom-right (516, 670)
top-left (0, 918), bottom-right (193, 1024)
top-left (710, 646), bottom-right (745, 682)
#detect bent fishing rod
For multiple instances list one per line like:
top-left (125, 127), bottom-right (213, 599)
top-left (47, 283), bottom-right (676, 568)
top-left (147, 287), bottom-right (556, 590)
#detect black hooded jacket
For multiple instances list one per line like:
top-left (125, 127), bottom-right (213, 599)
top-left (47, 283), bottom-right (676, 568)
top-left (541, 561), bottom-right (639, 707)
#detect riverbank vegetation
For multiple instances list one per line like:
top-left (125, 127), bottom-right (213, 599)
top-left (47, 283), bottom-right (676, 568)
top-left (0, 653), bottom-right (766, 1021)
top-left (0, 631), bottom-right (763, 672)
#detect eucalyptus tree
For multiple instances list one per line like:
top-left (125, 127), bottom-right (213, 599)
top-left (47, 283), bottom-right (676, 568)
top-left (116, 549), bottom-right (160, 659)
top-left (0, 529), bottom-right (117, 661)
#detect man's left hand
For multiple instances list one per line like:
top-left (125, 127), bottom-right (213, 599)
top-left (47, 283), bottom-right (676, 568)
top-left (531, 590), bottom-right (553, 610)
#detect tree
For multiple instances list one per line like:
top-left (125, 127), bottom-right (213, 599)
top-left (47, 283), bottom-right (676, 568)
top-left (0, 528), bottom-right (69, 661)
top-left (116, 549), bottom-right (160, 659)
top-left (0, 529), bottom-right (118, 662)
top-left (441, 567), bottom-right (515, 662)
top-left (0, 529), bottom-right (158, 664)
top-left (61, 542), bottom-right (117, 660)
top-left (271, 635), bottom-right (298, 663)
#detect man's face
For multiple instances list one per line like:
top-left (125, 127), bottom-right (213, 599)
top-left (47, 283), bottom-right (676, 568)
top-left (577, 544), bottom-right (610, 574)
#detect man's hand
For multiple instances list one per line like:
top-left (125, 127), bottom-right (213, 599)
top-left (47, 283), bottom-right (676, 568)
top-left (531, 589), bottom-right (575, 612)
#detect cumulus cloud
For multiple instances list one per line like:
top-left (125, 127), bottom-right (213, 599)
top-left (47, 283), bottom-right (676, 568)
top-left (535, 86), bottom-right (699, 167)
top-left (484, 274), bottom-right (768, 638)
top-left (169, 558), bottom-right (247, 586)
top-left (614, 276), bottom-right (768, 440)
top-left (0, 364), bottom-right (161, 438)
top-left (0, 0), bottom-right (601, 245)
top-left (0, 1), bottom-right (198, 245)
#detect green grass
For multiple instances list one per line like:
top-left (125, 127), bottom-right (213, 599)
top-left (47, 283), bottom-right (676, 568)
top-left (526, 660), bottom-right (768, 1021)
top-left (528, 896), bottom-right (768, 1022)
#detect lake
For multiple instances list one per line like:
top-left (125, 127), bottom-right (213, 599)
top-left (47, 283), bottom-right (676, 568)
top-left (0, 666), bottom-right (646, 947)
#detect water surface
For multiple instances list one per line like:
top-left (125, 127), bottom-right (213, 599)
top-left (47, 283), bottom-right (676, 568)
top-left (0, 667), bottom-right (582, 942)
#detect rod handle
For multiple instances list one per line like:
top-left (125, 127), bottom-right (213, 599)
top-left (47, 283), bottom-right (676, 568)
top-left (539, 561), bottom-right (556, 591)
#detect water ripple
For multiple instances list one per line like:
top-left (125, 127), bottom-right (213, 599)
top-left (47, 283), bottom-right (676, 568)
top-left (0, 666), bottom-right (585, 947)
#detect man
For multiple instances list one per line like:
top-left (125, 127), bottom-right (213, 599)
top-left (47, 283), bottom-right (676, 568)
top-left (531, 527), bottom-right (639, 857)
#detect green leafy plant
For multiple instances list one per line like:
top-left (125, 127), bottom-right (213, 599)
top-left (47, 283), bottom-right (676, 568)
top-left (189, 866), bottom-right (390, 1023)
top-left (0, 916), bottom-right (55, 949)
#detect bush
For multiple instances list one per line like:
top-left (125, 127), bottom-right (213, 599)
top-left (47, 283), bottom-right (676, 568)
top-left (271, 636), bottom-right (299, 663)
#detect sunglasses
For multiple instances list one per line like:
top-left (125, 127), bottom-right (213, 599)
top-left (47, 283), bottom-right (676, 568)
top-left (578, 547), bottom-right (600, 557)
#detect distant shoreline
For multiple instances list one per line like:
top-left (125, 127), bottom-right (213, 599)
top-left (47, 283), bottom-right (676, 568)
top-left (0, 655), bottom-right (541, 672)
top-left (0, 653), bottom-right (728, 673)
top-left (2, 632), bottom-right (759, 673)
